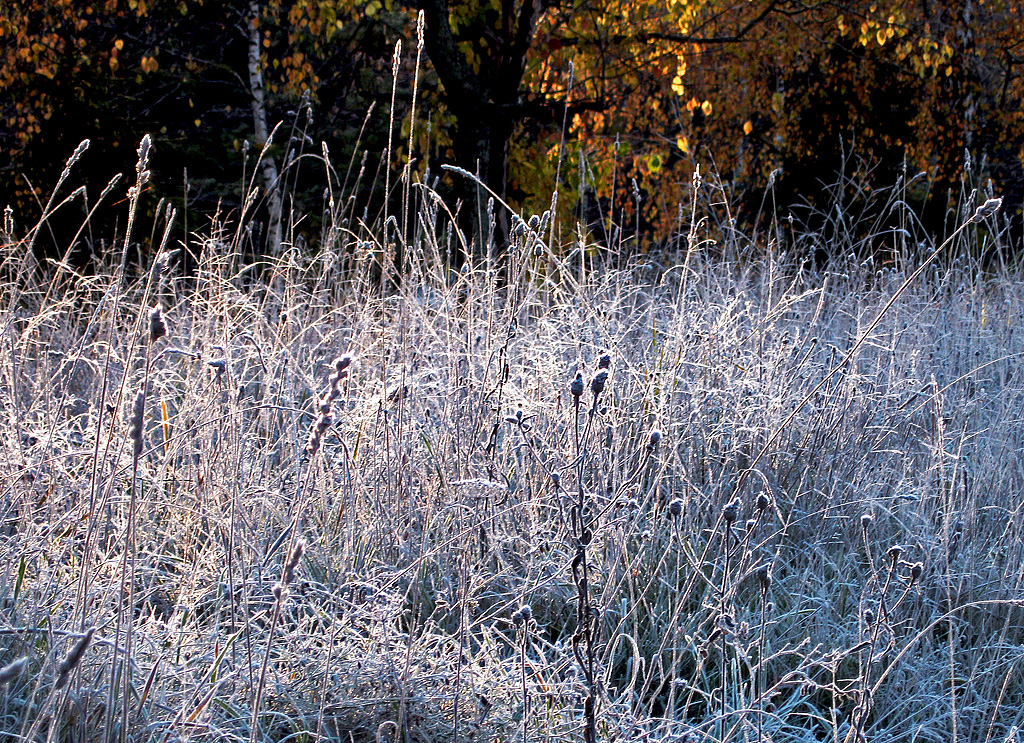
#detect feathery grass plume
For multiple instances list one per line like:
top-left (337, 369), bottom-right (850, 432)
top-left (56, 627), bottom-right (95, 689)
top-left (0, 657), bottom-right (27, 685)
top-left (128, 390), bottom-right (145, 458)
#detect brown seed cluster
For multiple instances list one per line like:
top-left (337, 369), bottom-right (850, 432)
top-left (305, 355), bottom-right (352, 456)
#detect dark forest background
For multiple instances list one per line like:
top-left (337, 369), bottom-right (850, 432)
top-left (3, 0), bottom-right (1023, 264)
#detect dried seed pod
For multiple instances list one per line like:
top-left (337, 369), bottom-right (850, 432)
top-left (590, 370), bottom-right (608, 397)
top-left (667, 498), bottom-right (683, 518)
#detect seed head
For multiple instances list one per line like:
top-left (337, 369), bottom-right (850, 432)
top-left (590, 370), bottom-right (608, 397)
top-left (648, 429), bottom-right (662, 449)
top-left (128, 390), bottom-right (145, 458)
top-left (887, 544), bottom-right (904, 563)
top-left (757, 565), bottom-right (772, 591)
top-left (909, 562), bottom-right (924, 583)
top-left (570, 372), bottom-right (584, 400)
top-left (281, 538), bottom-right (306, 586)
top-left (723, 498), bottom-right (739, 525)
top-left (756, 493), bottom-right (771, 513)
top-left (513, 604), bottom-right (533, 626)
top-left (970, 197), bottom-right (1002, 223)
top-left (56, 627), bottom-right (95, 689)
top-left (860, 513), bottom-right (873, 531)
top-left (0, 657), bottom-right (27, 685)
top-left (148, 305), bottom-right (166, 343)
top-left (667, 498), bottom-right (683, 518)
top-left (598, 354), bottom-right (611, 370)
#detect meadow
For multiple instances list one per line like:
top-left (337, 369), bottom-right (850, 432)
top-left (1, 138), bottom-right (1023, 743)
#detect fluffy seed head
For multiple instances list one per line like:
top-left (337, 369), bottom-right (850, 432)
top-left (129, 390), bottom-right (145, 457)
top-left (56, 627), bottom-right (95, 689)
top-left (970, 197), bottom-right (1002, 223)
top-left (281, 538), bottom-right (307, 586)
top-left (570, 373), bottom-right (584, 400)
top-left (723, 498), bottom-right (739, 525)
top-left (148, 304), bottom-right (166, 343)
top-left (0, 657), bottom-right (27, 685)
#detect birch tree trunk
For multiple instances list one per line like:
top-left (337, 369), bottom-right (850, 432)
top-left (247, 0), bottom-right (283, 255)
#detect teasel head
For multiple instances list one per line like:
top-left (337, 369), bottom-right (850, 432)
top-left (647, 428), bottom-right (662, 451)
top-left (756, 492), bottom-right (771, 513)
top-left (887, 544), bottom-right (904, 564)
top-left (860, 513), bottom-right (874, 532)
top-left (757, 564), bottom-right (772, 592)
top-left (667, 498), bottom-right (683, 518)
top-left (590, 369), bottom-right (608, 398)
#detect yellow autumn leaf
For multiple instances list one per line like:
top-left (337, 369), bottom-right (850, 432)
top-left (743, 120), bottom-right (753, 135)
top-left (701, 100), bottom-right (712, 116)
top-left (676, 135), bottom-right (689, 154)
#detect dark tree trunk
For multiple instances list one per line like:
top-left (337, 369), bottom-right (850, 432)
top-left (416, 0), bottom-right (540, 262)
